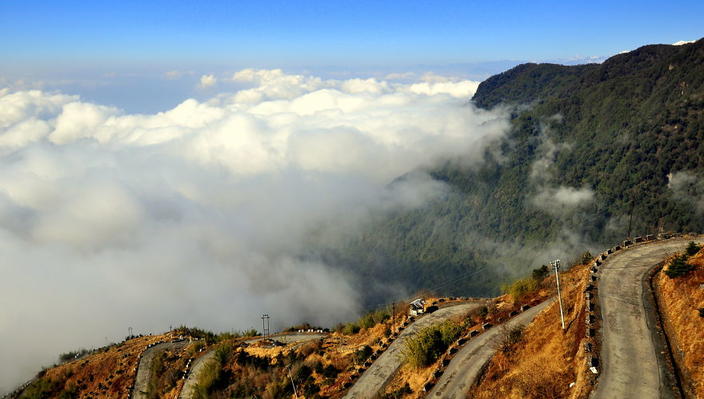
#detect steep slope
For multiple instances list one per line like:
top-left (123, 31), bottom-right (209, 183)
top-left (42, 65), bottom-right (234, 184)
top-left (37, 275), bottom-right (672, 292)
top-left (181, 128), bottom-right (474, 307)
top-left (470, 262), bottom-right (594, 399)
top-left (325, 38), bottom-right (704, 304)
top-left (9, 334), bottom-right (178, 399)
top-left (654, 245), bottom-right (704, 398)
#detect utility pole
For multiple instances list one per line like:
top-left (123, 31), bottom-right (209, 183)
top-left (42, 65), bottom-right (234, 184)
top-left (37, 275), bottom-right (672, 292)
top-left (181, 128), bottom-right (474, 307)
top-left (551, 259), bottom-right (565, 330)
top-left (261, 314), bottom-right (270, 337)
top-left (128, 326), bottom-right (133, 338)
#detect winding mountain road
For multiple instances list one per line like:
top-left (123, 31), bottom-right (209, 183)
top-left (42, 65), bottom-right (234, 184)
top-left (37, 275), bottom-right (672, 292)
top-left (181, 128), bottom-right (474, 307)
top-left (177, 348), bottom-right (216, 399)
top-left (593, 236), bottom-right (703, 399)
top-left (427, 299), bottom-right (552, 398)
top-left (343, 301), bottom-right (484, 399)
top-left (132, 340), bottom-right (189, 399)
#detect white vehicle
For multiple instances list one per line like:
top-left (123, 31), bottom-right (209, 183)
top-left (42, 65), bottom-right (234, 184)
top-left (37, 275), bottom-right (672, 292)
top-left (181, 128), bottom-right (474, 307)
top-left (409, 298), bottom-right (426, 316)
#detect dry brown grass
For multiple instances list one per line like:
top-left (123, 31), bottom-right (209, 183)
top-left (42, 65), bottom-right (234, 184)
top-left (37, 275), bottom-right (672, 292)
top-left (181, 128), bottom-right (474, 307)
top-left (382, 362), bottom-right (433, 399)
top-left (38, 333), bottom-right (173, 399)
top-left (655, 249), bottom-right (704, 398)
top-left (379, 295), bottom-right (553, 399)
top-left (29, 296), bottom-right (573, 399)
top-left (470, 263), bottom-right (595, 399)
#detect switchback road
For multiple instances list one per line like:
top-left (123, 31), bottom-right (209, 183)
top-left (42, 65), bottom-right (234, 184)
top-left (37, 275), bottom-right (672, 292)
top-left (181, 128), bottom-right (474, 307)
top-left (132, 340), bottom-right (189, 399)
top-left (427, 299), bottom-right (552, 399)
top-left (593, 236), bottom-right (703, 399)
top-left (343, 302), bottom-right (484, 399)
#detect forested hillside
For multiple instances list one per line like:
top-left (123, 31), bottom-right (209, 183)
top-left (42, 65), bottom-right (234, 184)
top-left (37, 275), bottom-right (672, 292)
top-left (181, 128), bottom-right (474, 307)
top-left (324, 38), bottom-right (704, 305)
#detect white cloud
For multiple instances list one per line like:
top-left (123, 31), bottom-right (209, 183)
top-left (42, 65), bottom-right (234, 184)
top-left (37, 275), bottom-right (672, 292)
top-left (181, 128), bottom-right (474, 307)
top-left (533, 185), bottom-right (595, 214)
top-left (0, 70), bottom-right (505, 392)
top-left (672, 40), bottom-right (695, 46)
top-left (668, 171), bottom-right (704, 213)
top-left (527, 132), bottom-right (593, 216)
top-left (198, 74), bottom-right (217, 88)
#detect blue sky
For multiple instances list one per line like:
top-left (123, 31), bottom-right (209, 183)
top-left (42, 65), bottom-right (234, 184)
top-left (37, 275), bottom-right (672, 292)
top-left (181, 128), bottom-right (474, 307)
top-left (3, 0), bottom-right (703, 65)
top-left (1, 0), bottom-right (702, 111)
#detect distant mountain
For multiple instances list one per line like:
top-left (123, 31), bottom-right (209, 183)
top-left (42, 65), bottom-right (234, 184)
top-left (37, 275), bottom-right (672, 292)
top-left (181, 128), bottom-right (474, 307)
top-left (324, 38), bottom-right (704, 305)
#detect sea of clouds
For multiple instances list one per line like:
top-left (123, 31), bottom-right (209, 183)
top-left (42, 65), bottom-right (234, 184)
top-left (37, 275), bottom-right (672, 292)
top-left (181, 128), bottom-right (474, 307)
top-left (0, 69), bottom-right (510, 391)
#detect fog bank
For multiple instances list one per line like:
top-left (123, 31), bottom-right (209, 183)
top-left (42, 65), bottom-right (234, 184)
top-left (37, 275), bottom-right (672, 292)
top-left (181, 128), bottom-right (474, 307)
top-left (0, 70), bottom-right (510, 392)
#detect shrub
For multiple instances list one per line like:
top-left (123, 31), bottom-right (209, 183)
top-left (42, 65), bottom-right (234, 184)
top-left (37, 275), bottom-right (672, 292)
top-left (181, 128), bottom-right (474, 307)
top-left (664, 255), bottom-right (696, 278)
top-left (58, 384), bottom-right (78, 399)
top-left (285, 322), bottom-right (313, 332)
top-left (531, 265), bottom-right (549, 281)
top-left (19, 378), bottom-right (59, 399)
top-left (502, 278), bottom-right (538, 301)
top-left (382, 383), bottom-right (413, 398)
top-left (320, 364), bottom-right (339, 379)
top-left (403, 320), bottom-right (461, 368)
top-left (358, 308), bottom-right (391, 329)
top-left (193, 359), bottom-right (222, 399)
top-left (354, 345), bottom-right (372, 363)
top-left (338, 307), bottom-right (392, 335)
top-left (298, 340), bottom-right (320, 357)
top-left (342, 323), bottom-right (361, 335)
top-left (58, 349), bottom-right (89, 363)
top-left (580, 251), bottom-right (594, 265)
top-left (215, 343), bottom-right (233, 363)
top-left (175, 326), bottom-right (217, 344)
top-left (19, 370), bottom-right (73, 399)
top-left (493, 324), bottom-right (525, 355)
top-left (686, 241), bottom-right (701, 256)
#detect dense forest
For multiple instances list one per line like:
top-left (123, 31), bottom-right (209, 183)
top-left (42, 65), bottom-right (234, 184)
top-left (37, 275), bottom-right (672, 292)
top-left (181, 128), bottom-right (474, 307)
top-left (320, 39), bottom-right (704, 305)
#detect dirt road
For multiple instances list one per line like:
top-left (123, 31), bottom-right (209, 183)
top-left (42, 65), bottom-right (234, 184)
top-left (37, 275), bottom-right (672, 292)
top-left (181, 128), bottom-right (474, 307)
top-left (426, 300), bottom-right (552, 399)
top-left (593, 236), bottom-right (703, 399)
top-left (343, 302), bottom-right (484, 399)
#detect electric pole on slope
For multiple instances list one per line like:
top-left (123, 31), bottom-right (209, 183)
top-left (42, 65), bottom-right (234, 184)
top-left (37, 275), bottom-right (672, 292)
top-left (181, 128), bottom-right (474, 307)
top-left (261, 314), bottom-right (270, 337)
top-left (551, 259), bottom-right (566, 330)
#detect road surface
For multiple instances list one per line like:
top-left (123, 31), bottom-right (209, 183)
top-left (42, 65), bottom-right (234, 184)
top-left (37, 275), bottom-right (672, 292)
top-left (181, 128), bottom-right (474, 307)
top-left (177, 347), bottom-right (217, 399)
top-left (427, 300), bottom-right (552, 399)
top-left (132, 340), bottom-right (189, 399)
top-left (343, 302), bottom-right (484, 399)
top-left (593, 236), bottom-right (703, 399)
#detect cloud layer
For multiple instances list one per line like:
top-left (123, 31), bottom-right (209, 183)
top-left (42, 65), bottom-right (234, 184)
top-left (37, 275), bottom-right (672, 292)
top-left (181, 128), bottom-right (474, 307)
top-left (668, 171), bottom-right (704, 213)
top-left (0, 70), bottom-right (509, 392)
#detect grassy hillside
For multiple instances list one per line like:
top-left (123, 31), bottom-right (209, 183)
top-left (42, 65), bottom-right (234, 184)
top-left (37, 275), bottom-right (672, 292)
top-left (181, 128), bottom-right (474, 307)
top-left (471, 262), bottom-right (594, 399)
top-left (323, 38), bottom-right (704, 305)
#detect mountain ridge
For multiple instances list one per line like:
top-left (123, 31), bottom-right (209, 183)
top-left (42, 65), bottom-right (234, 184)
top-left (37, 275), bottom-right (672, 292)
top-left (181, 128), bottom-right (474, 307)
top-left (326, 37), bottom-right (704, 303)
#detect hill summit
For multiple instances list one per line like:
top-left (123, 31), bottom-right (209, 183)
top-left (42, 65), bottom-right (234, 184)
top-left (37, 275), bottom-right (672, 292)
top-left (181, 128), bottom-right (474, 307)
top-left (326, 38), bottom-right (704, 302)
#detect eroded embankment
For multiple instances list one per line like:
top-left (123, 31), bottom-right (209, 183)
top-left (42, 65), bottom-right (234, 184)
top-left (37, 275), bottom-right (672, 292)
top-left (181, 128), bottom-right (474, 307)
top-left (654, 247), bottom-right (704, 398)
